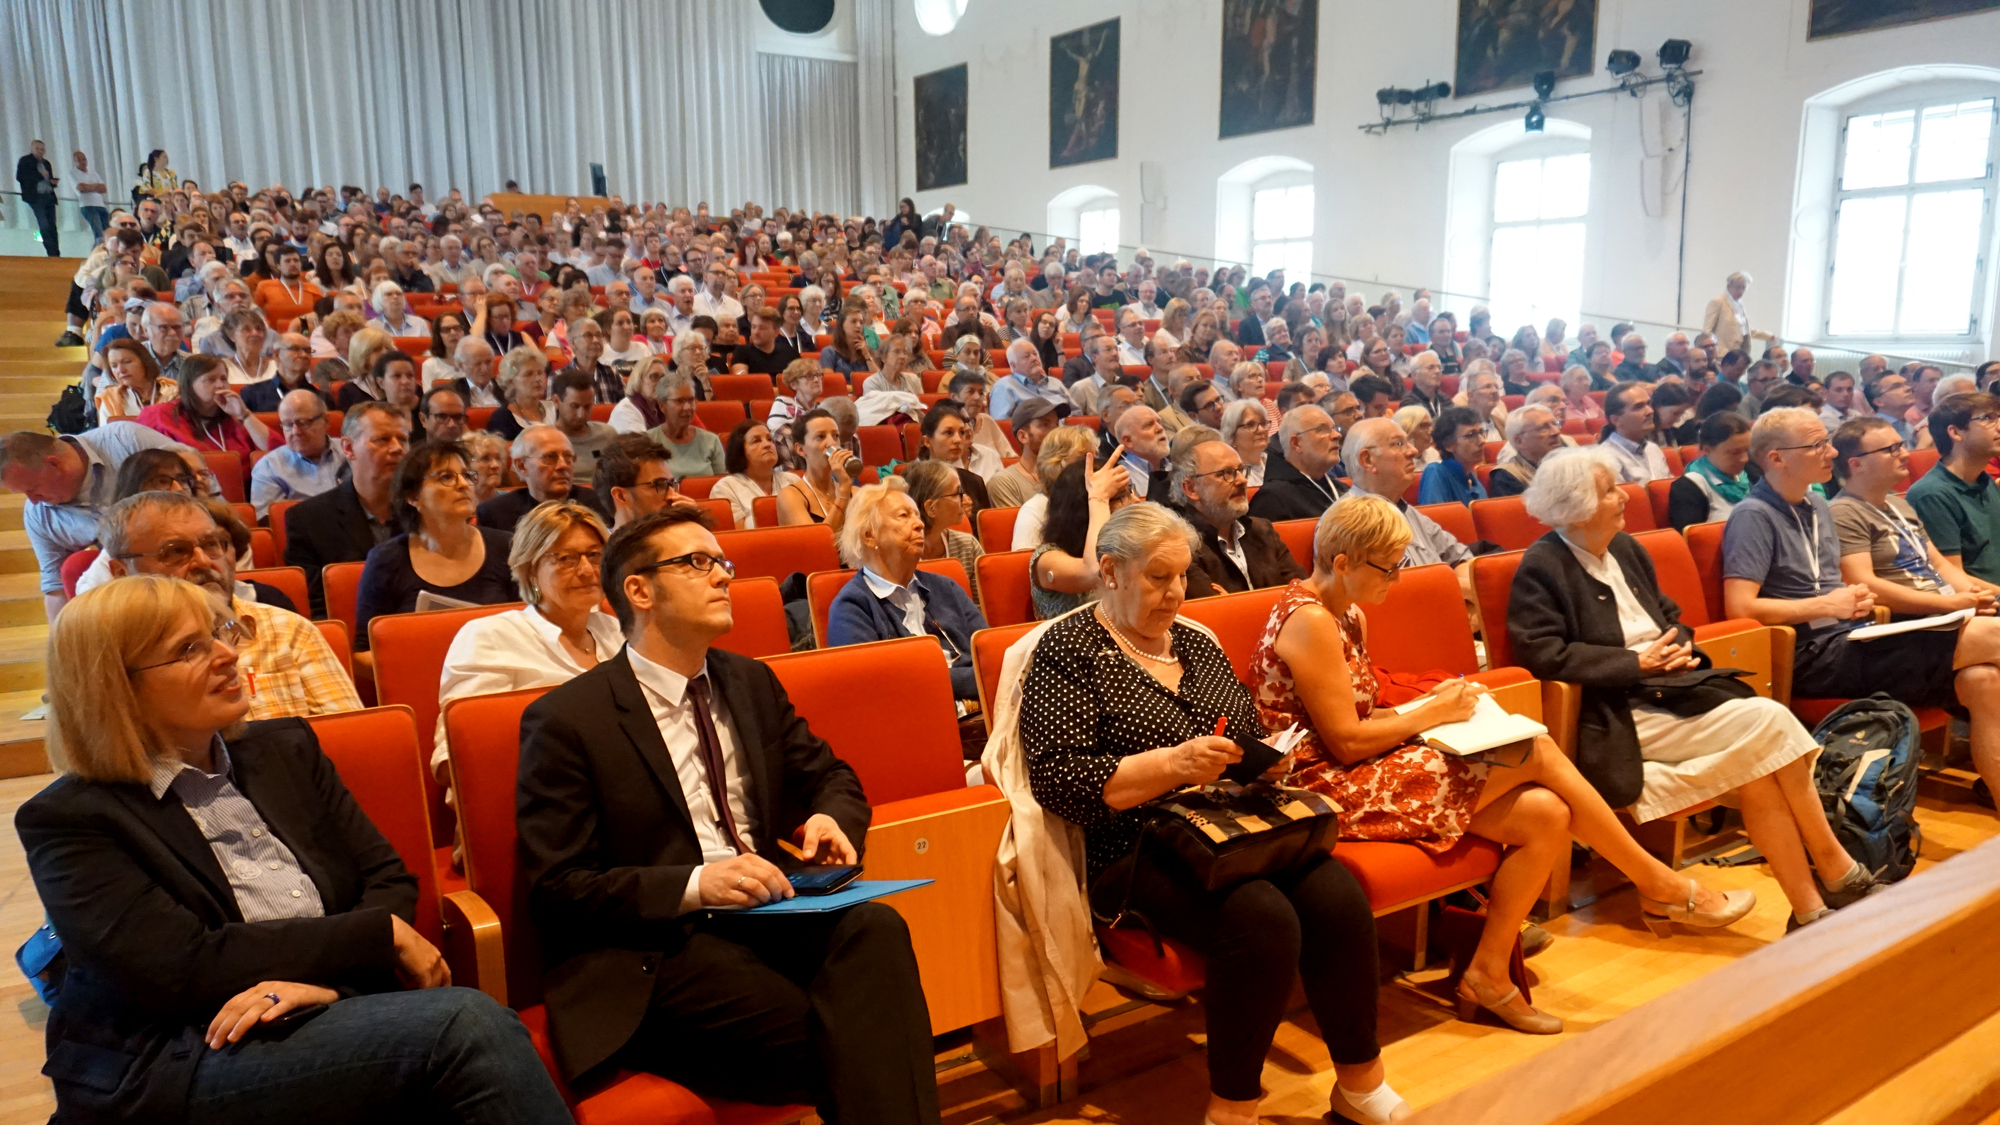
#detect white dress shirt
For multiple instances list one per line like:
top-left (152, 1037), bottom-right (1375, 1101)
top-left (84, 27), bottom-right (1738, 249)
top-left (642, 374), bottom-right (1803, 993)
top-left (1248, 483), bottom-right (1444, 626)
top-left (626, 644), bottom-right (759, 915)
top-left (434, 605), bottom-right (626, 770)
top-left (1560, 534), bottom-right (1664, 650)
top-left (1602, 431), bottom-right (1673, 484)
top-left (692, 290), bottom-right (744, 324)
top-left (861, 566), bottom-right (927, 637)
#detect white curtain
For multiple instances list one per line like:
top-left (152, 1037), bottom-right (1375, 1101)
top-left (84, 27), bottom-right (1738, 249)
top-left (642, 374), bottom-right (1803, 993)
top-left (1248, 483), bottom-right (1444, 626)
top-left (851, 0), bottom-right (897, 219)
top-left (758, 53), bottom-right (859, 217)
top-left (5, 0), bottom-right (772, 209)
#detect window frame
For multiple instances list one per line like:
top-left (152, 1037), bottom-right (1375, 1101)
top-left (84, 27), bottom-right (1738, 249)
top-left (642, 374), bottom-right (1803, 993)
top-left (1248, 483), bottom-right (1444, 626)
top-left (1825, 84), bottom-right (1998, 343)
top-left (1248, 175), bottom-right (1314, 282)
top-left (1485, 143), bottom-right (1591, 333)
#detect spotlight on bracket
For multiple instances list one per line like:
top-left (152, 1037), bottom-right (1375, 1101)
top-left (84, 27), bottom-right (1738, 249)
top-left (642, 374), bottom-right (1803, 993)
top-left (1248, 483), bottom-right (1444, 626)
top-left (1524, 104), bottom-right (1546, 132)
top-left (1658, 39), bottom-right (1691, 68)
top-left (1376, 87), bottom-right (1400, 106)
top-left (1417, 81), bottom-right (1453, 102)
top-left (1532, 70), bottom-right (1557, 100)
top-left (1606, 49), bottom-right (1641, 76)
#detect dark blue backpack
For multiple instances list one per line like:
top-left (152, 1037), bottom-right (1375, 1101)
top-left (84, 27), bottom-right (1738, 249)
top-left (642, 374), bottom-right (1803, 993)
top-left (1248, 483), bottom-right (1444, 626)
top-left (1810, 694), bottom-right (1923, 883)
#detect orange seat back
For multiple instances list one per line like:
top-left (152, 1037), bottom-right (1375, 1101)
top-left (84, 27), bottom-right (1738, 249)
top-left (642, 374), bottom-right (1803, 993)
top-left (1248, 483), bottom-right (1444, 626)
top-left (248, 528), bottom-right (276, 568)
top-left (444, 688), bottom-right (553, 1007)
top-left (1681, 521), bottom-right (1729, 625)
top-left (1647, 479), bottom-right (1674, 529)
top-left (715, 524), bottom-right (840, 581)
top-left (751, 495), bottom-right (778, 528)
top-left (1903, 448), bottom-right (1939, 491)
top-left (856, 425), bottom-right (903, 465)
top-left (713, 575), bottom-right (792, 658)
top-left (314, 619), bottom-right (353, 678)
top-left (240, 565), bottom-right (309, 616)
top-left (231, 501), bottom-right (257, 529)
top-left (1274, 518), bottom-right (1316, 570)
top-left (973, 622), bottom-right (1039, 728)
top-left (690, 497), bottom-right (734, 530)
top-left (763, 637), bottom-right (964, 804)
top-left (60, 547), bottom-right (99, 598)
top-left (1178, 586), bottom-right (1286, 686)
top-left (270, 499), bottom-right (302, 561)
top-left (977, 506), bottom-right (1020, 553)
top-left (678, 474), bottom-right (721, 499)
top-left (203, 450), bottom-right (245, 503)
top-left (1470, 550), bottom-right (1527, 668)
top-left (370, 602), bottom-right (523, 847)
top-left (1662, 445), bottom-right (1685, 477)
top-left (1363, 563), bottom-right (1479, 674)
top-left (1635, 527), bottom-right (1715, 626)
top-left (976, 550), bottom-right (1036, 626)
top-left (311, 706), bottom-right (441, 944)
top-left (1469, 496), bottom-right (1550, 551)
top-left (1416, 501), bottom-right (1477, 546)
top-left (709, 374), bottom-right (774, 402)
top-left (1619, 483), bottom-right (1658, 533)
top-left (694, 400), bottom-right (747, 431)
top-left (322, 561), bottom-right (367, 638)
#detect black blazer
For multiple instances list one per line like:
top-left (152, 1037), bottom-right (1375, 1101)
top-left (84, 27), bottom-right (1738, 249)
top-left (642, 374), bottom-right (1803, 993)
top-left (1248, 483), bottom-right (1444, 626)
top-left (1247, 451), bottom-right (1342, 524)
top-left (16, 720), bottom-right (414, 1123)
top-left (283, 479), bottom-right (380, 618)
top-left (1507, 531), bottom-right (1698, 808)
top-left (516, 647), bottom-right (872, 1081)
top-left (1177, 505), bottom-right (1305, 597)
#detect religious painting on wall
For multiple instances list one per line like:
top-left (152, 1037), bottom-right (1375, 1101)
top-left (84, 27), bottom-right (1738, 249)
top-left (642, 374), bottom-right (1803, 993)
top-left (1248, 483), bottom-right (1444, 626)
top-left (1219, 0), bottom-right (1317, 139)
top-left (1809, 0), bottom-right (2000, 38)
top-left (1454, 0), bottom-right (1599, 98)
top-left (1050, 19), bottom-right (1120, 168)
top-left (914, 64), bottom-right (968, 191)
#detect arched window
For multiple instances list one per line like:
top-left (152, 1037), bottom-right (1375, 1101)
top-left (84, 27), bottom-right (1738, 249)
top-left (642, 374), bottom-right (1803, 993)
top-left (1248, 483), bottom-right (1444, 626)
top-left (1826, 91), bottom-right (1996, 339)
top-left (1216, 157), bottom-right (1313, 279)
top-left (1442, 118), bottom-right (1591, 335)
top-left (1048, 185), bottom-right (1118, 256)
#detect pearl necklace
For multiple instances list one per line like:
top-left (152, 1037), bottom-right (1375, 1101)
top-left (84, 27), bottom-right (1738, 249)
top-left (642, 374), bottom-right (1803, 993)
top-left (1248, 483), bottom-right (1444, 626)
top-left (1097, 605), bottom-right (1179, 665)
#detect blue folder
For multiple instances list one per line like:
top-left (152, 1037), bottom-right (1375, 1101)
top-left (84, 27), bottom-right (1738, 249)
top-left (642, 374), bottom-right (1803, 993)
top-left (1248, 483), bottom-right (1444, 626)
top-left (729, 878), bottom-right (933, 915)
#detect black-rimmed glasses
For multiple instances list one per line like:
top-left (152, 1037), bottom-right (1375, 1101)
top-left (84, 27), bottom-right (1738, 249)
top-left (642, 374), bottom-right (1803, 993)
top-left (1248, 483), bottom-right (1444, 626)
top-left (634, 551), bottom-right (735, 577)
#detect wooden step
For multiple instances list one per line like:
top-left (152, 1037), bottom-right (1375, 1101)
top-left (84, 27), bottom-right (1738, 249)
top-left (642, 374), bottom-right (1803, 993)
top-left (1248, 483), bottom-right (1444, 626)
top-left (0, 360), bottom-right (83, 378)
top-left (0, 689), bottom-right (51, 780)
top-left (0, 347), bottom-right (87, 361)
top-left (0, 574), bottom-right (49, 628)
top-left (0, 531), bottom-right (34, 574)
top-left (0, 377), bottom-right (75, 396)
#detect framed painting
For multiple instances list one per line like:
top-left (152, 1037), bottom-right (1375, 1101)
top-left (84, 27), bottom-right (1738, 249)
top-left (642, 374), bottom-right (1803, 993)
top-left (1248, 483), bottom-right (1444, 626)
top-left (914, 64), bottom-right (969, 191)
top-left (1454, 0), bottom-right (1599, 99)
top-left (1051, 18), bottom-right (1119, 167)
top-left (1810, 0), bottom-right (2000, 38)
top-left (1219, 0), bottom-right (1317, 139)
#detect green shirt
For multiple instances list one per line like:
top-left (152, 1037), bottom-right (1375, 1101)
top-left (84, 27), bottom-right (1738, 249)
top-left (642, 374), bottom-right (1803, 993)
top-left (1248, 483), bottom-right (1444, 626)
top-left (1905, 461), bottom-right (2000, 584)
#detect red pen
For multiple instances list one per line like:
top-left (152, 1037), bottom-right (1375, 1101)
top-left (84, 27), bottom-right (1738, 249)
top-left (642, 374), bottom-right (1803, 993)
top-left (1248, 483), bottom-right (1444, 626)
top-left (1213, 716), bottom-right (1228, 738)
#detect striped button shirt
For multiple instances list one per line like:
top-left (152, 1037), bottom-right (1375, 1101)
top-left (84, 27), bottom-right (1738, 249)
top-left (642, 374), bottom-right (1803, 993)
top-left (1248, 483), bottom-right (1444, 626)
top-left (148, 739), bottom-right (325, 923)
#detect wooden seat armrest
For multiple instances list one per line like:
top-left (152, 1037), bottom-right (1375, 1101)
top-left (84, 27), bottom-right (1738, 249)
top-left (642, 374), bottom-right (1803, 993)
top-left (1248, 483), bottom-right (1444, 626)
top-left (441, 889), bottom-right (507, 1006)
top-left (1539, 681), bottom-right (1581, 757)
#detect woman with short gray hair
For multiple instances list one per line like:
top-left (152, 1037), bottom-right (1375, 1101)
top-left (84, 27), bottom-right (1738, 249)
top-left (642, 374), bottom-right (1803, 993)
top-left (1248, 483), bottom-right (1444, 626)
top-left (826, 483), bottom-right (987, 701)
top-left (1219, 399), bottom-right (1270, 486)
top-left (1012, 500), bottom-right (1406, 1125)
top-left (1511, 447), bottom-right (1878, 932)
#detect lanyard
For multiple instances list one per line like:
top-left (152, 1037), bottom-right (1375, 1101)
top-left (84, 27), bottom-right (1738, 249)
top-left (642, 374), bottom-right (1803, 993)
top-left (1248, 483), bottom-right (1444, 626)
top-left (1788, 500), bottom-right (1820, 584)
top-left (1883, 501), bottom-right (1947, 587)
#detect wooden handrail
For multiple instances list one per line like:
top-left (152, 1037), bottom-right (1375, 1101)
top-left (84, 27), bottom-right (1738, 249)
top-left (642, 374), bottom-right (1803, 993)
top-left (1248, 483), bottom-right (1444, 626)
top-left (1410, 835), bottom-right (2000, 1125)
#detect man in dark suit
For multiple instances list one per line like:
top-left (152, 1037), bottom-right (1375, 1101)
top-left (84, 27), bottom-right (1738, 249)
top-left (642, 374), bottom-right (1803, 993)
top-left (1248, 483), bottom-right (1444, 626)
top-left (1248, 404), bottom-right (1346, 524)
top-left (474, 424), bottom-right (599, 532)
top-left (284, 402), bottom-right (409, 616)
top-left (516, 507), bottom-right (941, 1123)
top-left (1173, 432), bottom-right (1304, 596)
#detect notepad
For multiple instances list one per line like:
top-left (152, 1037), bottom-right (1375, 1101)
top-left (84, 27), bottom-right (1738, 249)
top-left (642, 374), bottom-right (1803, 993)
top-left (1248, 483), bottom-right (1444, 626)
top-left (727, 879), bottom-right (933, 915)
top-left (1393, 692), bottom-right (1548, 757)
top-left (414, 590), bottom-right (483, 612)
top-left (1848, 607), bottom-right (1974, 641)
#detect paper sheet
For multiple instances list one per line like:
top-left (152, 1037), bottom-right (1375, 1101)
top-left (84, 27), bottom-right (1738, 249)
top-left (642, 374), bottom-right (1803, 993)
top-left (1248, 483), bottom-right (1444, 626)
top-left (1848, 607), bottom-right (1974, 641)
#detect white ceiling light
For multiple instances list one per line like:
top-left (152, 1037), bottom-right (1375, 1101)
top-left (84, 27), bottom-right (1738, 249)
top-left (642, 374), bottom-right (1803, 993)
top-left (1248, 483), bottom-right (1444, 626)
top-left (913, 0), bottom-right (967, 36)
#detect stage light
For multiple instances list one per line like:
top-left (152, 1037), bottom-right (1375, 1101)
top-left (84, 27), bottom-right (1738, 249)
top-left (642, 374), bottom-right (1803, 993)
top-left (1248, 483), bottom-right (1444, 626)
top-left (1396, 88), bottom-right (1419, 105)
top-left (1659, 39), bottom-right (1691, 68)
top-left (1376, 88), bottom-right (1400, 106)
top-left (1606, 49), bottom-right (1640, 75)
top-left (1532, 70), bottom-right (1557, 100)
top-left (1418, 81), bottom-right (1453, 101)
top-left (1524, 105), bottom-right (1545, 132)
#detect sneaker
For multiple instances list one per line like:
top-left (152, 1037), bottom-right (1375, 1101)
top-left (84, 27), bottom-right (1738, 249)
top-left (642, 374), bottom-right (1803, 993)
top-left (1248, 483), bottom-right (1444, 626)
top-left (1520, 922), bottom-right (1553, 958)
top-left (1820, 865), bottom-right (1889, 909)
top-left (54, 331), bottom-right (85, 347)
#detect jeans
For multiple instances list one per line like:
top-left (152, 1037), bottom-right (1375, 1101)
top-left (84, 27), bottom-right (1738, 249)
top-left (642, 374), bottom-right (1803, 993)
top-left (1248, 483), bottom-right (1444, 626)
top-left (81, 205), bottom-right (109, 242)
top-left (27, 199), bottom-right (59, 257)
top-left (188, 987), bottom-right (574, 1124)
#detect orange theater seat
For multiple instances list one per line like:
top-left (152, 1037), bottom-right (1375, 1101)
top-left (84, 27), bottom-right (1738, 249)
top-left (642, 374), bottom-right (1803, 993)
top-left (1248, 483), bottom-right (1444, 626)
top-left (1333, 837), bottom-right (1503, 920)
top-left (708, 373), bottom-right (774, 402)
top-left (1647, 478), bottom-right (1674, 529)
top-left (1416, 501), bottom-right (1477, 546)
top-left (391, 338), bottom-right (430, 359)
top-left (856, 425), bottom-right (903, 465)
top-left (1470, 550), bottom-right (1529, 668)
top-left (1619, 482), bottom-right (1657, 532)
top-left (1178, 587), bottom-right (1286, 686)
top-left (443, 690), bottom-right (811, 1125)
top-left (1902, 448), bottom-right (1939, 491)
top-left (976, 549), bottom-right (1035, 626)
top-left (1365, 563), bottom-right (1482, 676)
top-left (1469, 496), bottom-right (1548, 552)
top-left (677, 475), bottom-right (721, 499)
top-left (310, 707), bottom-right (446, 946)
top-left (1681, 520), bottom-right (1730, 624)
top-left (750, 495), bottom-right (777, 528)
top-left (247, 529), bottom-right (276, 568)
top-left (1274, 518), bottom-right (1315, 570)
top-left (322, 562), bottom-right (367, 645)
top-left (270, 500), bottom-right (302, 561)
top-left (715, 524), bottom-right (840, 582)
top-left (239, 566), bottom-right (310, 617)
top-left (203, 450), bottom-right (246, 503)
top-left (694, 400), bottom-right (747, 431)
top-left (977, 506), bottom-right (1019, 553)
top-left (314, 620), bottom-right (354, 679)
top-left (712, 576), bottom-right (792, 658)
top-left (59, 548), bottom-right (99, 598)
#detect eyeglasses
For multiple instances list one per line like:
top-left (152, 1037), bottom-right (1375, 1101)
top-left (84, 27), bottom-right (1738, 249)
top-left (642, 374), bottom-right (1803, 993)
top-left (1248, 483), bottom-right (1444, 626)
top-left (1772, 439), bottom-right (1833, 455)
top-left (1854, 440), bottom-right (1906, 459)
top-left (1359, 558), bottom-right (1404, 577)
top-left (1971, 413), bottom-right (2000, 427)
top-left (130, 619), bottom-right (252, 673)
top-left (1189, 465), bottom-right (1248, 483)
top-left (426, 469), bottom-right (473, 487)
top-left (425, 411), bottom-right (467, 425)
top-left (535, 451), bottom-right (577, 467)
top-left (281, 415), bottom-right (326, 430)
top-left (115, 531), bottom-right (234, 568)
top-left (549, 549), bottom-right (604, 574)
top-left (140, 473), bottom-right (198, 493)
top-left (634, 551), bottom-right (735, 578)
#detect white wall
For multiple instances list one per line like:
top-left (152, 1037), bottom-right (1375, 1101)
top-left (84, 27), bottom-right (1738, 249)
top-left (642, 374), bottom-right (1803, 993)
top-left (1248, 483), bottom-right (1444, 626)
top-left (888, 0), bottom-right (2000, 355)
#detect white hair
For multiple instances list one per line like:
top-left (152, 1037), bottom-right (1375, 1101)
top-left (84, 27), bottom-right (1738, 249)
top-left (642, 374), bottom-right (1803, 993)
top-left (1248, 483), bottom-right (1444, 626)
top-left (1935, 373), bottom-right (1976, 400)
top-left (1277, 404), bottom-right (1329, 454)
top-left (667, 274), bottom-right (696, 295)
top-left (1219, 398), bottom-right (1267, 444)
top-left (1727, 271), bottom-right (1752, 286)
top-left (1504, 404), bottom-right (1554, 445)
top-left (371, 280), bottom-right (404, 307)
top-left (1095, 502), bottom-right (1200, 572)
top-left (1520, 447), bottom-right (1617, 529)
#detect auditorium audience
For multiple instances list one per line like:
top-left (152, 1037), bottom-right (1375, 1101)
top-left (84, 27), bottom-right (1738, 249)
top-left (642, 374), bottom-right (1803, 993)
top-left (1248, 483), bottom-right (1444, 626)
top-left (434, 500), bottom-right (622, 773)
top-left (1832, 416), bottom-right (2000, 619)
top-left (1220, 398), bottom-right (1270, 487)
top-left (21, 576), bottom-right (569, 1123)
top-left (355, 439), bottom-right (516, 650)
top-left (476, 425), bottom-right (598, 533)
top-left (420, 386), bottom-right (471, 445)
top-left (1667, 411), bottom-right (1752, 531)
top-left (1511, 450), bottom-right (1877, 930)
top-left (1599, 382), bottom-right (1672, 483)
top-left (766, 357), bottom-right (825, 440)
top-left (1342, 418), bottom-right (1474, 586)
top-left (249, 388), bottom-right (345, 518)
top-left (1417, 406), bottom-right (1488, 506)
top-left (1487, 405), bottom-right (1562, 498)
top-left (135, 354), bottom-right (273, 454)
top-left (1908, 393), bottom-right (2000, 589)
top-left (515, 506), bottom-right (940, 1121)
top-left (776, 408), bottom-right (856, 531)
top-left (1010, 424), bottom-right (1097, 552)
top-left (239, 330), bottom-right (326, 412)
top-left (1247, 405), bottom-right (1345, 523)
top-left (335, 327), bottom-right (397, 409)
top-left (1013, 502), bottom-right (1407, 1125)
top-left (913, 401), bottom-right (995, 515)
top-left (1722, 407), bottom-right (2000, 802)
top-left (1173, 427), bottom-right (1301, 596)
top-left (484, 346), bottom-right (556, 441)
top-left (987, 397), bottom-right (1066, 509)
top-left (826, 484), bottom-right (986, 701)
top-left (1029, 452), bottom-right (1133, 619)
top-left (94, 336), bottom-right (177, 422)
top-left (712, 420), bottom-right (798, 529)
top-left (284, 403), bottom-right (410, 617)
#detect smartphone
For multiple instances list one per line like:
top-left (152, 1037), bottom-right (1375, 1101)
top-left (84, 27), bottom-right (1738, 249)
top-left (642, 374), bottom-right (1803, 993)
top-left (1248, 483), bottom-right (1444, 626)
top-left (788, 865), bottom-right (861, 896)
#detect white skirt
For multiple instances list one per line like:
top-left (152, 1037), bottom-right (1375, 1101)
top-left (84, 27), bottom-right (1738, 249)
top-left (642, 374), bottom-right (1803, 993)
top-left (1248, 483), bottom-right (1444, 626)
top-left (1629, 696), bottom-right (1818, 823)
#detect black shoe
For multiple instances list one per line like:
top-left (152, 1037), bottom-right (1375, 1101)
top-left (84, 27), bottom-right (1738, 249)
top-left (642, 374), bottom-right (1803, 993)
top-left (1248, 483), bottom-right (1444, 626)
top-left (54, 331), bottom-right (85, 347)
top-left (1520, 922), bottom-right (1553, 958)
top-left (1820, 865), bottom-right (1890, 909)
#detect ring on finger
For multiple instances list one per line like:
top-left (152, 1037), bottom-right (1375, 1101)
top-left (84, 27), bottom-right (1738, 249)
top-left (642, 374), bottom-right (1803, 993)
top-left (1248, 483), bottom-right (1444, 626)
top-left (264, 992), bottom-right (281, 1005)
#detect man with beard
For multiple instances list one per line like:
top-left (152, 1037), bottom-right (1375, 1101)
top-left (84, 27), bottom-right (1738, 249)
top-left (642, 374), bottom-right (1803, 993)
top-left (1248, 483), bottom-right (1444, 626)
top-left (101, 491), bottom-right (361, 719)
top-left (1173, 429), bottom-right (1303, 597)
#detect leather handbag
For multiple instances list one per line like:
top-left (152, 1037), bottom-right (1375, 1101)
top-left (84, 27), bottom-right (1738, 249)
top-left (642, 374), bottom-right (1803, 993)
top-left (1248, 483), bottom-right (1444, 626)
top-left (1138, 781), bottom-right (1341, 891)
top-left (1633, 666), bottom-right (1757, 718)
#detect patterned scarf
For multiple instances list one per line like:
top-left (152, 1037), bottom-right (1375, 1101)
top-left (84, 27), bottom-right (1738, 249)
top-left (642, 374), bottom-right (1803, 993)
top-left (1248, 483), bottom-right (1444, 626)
top-left (1687, 455), bottom-right (1751, 504)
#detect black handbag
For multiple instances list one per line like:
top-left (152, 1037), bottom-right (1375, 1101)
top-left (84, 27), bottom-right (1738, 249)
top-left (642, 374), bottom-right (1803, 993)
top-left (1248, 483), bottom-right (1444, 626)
top-left (1633, 666), bottom-right (1757, 718)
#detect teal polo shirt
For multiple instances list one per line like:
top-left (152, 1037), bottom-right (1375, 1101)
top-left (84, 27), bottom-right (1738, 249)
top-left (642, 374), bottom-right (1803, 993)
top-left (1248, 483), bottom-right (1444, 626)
top-left (1906, 461), bottom-right (2000, 585)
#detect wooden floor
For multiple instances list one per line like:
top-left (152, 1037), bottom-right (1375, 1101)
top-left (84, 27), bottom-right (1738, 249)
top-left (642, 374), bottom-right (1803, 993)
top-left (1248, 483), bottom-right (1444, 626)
top-left (0, 770), bottom-right (1989, 1125)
